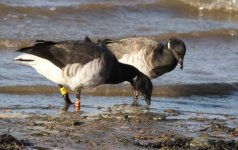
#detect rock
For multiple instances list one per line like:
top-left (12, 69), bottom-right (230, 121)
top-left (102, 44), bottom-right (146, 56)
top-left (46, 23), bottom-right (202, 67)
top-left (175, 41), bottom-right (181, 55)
top-left (90, 141), bottom-right (98, 147)
top-left (164, 109), bottom-right (181, 115)
top-left (190, 137), bottom-right (211, 149)
top-left (72, 120), bottom-right (84, 126)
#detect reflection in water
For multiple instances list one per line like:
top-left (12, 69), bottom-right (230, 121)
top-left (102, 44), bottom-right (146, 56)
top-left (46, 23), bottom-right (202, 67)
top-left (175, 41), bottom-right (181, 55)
top-left (61, 104), bottom-right (81, 113)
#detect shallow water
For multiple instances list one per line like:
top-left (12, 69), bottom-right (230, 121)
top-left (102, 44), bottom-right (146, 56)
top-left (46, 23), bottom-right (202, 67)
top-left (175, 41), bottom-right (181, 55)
top-left (1, 93), bottom-right (238, 125)
top-left (0, 0), bottom-right (238, 124)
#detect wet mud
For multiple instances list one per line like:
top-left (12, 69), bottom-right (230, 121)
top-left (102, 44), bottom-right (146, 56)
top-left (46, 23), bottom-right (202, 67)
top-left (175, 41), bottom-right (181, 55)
top-left (1, 104), bottom-right (238, 150)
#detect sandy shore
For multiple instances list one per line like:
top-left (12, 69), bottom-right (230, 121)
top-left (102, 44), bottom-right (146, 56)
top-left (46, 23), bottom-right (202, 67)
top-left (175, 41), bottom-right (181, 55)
top-left (1, 104), bottom-right (238, 150)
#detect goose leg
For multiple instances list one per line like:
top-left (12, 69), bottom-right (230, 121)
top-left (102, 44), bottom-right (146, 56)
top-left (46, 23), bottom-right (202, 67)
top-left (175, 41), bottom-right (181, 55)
top-left (58, 84), bottom-right (72, 105)
top-left (130, 81), bottom-right (139, 106)
top-left (74, 89), bottom-right (81, 111)
top-left (132, 88), bottom-right (139, 106)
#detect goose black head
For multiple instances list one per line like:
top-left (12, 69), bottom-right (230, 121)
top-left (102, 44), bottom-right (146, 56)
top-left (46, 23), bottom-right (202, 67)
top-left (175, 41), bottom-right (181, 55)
top-left (134, 73), bottom-right (153, 105)
top-left (167, 37), bottom-right (186, 69)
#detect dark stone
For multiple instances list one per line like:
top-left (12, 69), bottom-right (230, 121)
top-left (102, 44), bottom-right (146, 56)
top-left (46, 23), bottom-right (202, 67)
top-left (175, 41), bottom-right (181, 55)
top-left (72, 120), bottom-right (84, 126)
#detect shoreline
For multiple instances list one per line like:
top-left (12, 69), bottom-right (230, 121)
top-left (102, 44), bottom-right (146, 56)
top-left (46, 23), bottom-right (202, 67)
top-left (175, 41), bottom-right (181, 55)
top-left (0, 82), bottom-right (237, 97)
top-left (1, 104), bottom-right (238, 149)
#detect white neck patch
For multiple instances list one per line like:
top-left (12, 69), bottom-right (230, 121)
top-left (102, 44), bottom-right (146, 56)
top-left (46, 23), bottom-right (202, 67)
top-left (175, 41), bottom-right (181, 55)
top-left (133, 76), bottom-right (137, 82)
top-left (167, 40), bottom-right (171, 49)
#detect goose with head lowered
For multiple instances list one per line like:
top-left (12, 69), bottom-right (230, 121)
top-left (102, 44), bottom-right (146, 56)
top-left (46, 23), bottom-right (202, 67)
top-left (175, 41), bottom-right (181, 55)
top-left (14, 38), bottom-right (153, 109)
top-left (102, 37), bottom-right (186, 79)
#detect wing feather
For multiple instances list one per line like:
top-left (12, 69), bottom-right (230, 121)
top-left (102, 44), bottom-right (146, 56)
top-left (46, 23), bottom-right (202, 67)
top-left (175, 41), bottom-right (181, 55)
top-left (16, 40), bottom-right (109, 68)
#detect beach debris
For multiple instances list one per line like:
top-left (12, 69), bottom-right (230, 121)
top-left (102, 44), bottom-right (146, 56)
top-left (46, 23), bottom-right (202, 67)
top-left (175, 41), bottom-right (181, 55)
top-left (0, 134), bottom-right (31, 150)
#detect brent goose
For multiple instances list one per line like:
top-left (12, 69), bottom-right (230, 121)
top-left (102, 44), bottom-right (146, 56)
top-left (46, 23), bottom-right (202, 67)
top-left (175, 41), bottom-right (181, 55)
top-left (14, 38), bottom-right (153, 108)
top-left (103, 37), bottom-right (186, 79)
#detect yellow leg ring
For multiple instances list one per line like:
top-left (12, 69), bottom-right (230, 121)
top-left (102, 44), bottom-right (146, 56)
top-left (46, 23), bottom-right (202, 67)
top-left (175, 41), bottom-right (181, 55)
top-left (59, 87), bottom-right (67, 96)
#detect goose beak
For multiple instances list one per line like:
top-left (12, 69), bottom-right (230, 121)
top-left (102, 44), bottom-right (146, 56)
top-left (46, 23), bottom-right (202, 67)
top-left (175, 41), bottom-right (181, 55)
top-left (178, 58), bottom-right (183, 69)
top-left (144, 95), bottom-right (151, 106)
top-left (171, 49), bottom-right (184, 70)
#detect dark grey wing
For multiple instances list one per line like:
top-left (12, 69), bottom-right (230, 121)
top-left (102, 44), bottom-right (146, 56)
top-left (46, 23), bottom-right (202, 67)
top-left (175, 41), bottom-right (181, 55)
top-left (106, 38), bottom-right (137, 58)
top-left (16, 40), bottom-right (65, 68)
top-left (50, 41), bottom-right (107, 67)
top-left (16, 40), bottom-right (107, 69)
top-left (106, 37), bottom-right (159, 59)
